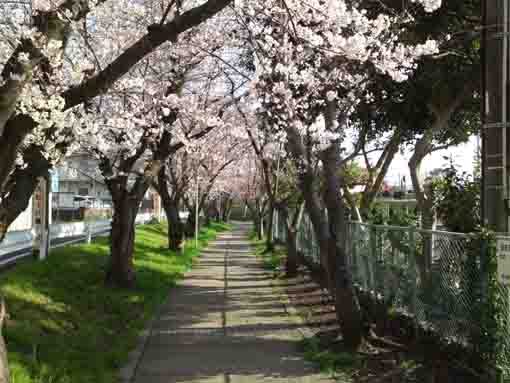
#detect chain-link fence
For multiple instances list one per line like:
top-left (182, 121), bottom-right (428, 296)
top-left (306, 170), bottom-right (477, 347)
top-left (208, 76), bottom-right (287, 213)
top-left (272, 210), bottom-right (510, 376)
top-left (272, 210), bottom-right (320, 265)
top-left (347, 222), bottom-right (484, 345)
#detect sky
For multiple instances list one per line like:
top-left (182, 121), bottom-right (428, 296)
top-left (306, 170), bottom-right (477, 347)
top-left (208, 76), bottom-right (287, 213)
top-left (381, 136), bottom-right (479, 187)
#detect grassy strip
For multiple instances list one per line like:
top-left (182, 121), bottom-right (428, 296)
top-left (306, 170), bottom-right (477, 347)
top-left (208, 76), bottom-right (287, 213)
top-left (250, 233), bottom-right (286, 274)
top-left (2, 221), bottom-right (230, 383)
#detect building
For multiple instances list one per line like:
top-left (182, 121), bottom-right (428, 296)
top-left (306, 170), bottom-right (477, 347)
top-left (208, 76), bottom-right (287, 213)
top-left (54, 152), bottom-right (112, 210)
top-left (53, 152), bottom-right (161, 221)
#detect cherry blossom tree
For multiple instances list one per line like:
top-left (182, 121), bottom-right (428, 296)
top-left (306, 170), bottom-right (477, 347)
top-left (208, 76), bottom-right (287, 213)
top-left (0, 0), bottom-right (459, 377)
top-left (235, 154), bottom-right (269, 239)
top-left (154, 111), bottom-right (247, 249)
top-left (79, 68), bottom-right (233, 285)
top-left (181, 126), bottom-right (247, 228)
top-left (238, 0), bottom-right (443, 349)
top-left (0, 0), bottom-right (233, 242)
top-left (235, 96), bottom-right (282, 249)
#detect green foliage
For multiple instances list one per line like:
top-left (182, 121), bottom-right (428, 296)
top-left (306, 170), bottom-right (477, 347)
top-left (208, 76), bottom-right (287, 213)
top-left (366, 203), bottom-right (417, 227)
top-left (351, 0), bottom-right (480, 154)
top-left (2, 222), bottom-right (229, 383)
top-left (300, 337), bottom-right (358, 380)
top-left (273, 161), bottom-right (303, 206)
top-left (432, 165), bottom-right (480, 233)
top-left (342, 162), bottom-right (367, 187)
top-left (468, 230), bottom-right (510, 377)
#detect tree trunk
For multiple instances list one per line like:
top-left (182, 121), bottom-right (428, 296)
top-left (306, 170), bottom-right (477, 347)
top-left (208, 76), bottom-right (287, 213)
top-left (281, 203), bottom-right (304, 278)
top-left (253, 217), bottom-right (262, 240)
top-left (162, 199), bottom-right (183, 251)
top-left (0, 299), bottom-right (9, 383)
top-left (408, 140), bottom-right (436, 286)
top-left (322, 158), bottom-right (359, 326)
top-left (284, 125), bottom-right (331, 287)
top-left (106, 197), bottom-right (138, 288)
top-left (0, 146), bottom-right (50, 242)
top-left (222, 198), bottom-right (233, 222)
top-left (342, 186), bottom-right (362, 222)
top-left (322, 141), bottom-right (364, 350)
top-left (185, 208), bottom-right (196, 237)
top-left (285, 227), bottom-right (298, 277)
top-left (359, 131), bottom-right (400, 218)
top-left (212, 200), bottom-right (221, 222)
top-left (265, 201), bottom-right (275, 252)
top-left (154, 165), bottom-right (184, 251)
top-left (419, 184), bottom-right (436, 286)
top-left (205, 202), bottom-right (212, 226)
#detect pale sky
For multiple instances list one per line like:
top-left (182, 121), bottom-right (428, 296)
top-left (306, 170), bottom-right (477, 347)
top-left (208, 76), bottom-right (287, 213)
top-left (384, 136), bottom-right (479, 187)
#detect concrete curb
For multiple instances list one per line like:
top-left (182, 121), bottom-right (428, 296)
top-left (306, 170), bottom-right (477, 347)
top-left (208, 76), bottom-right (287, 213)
top-left (118, 309), bottom-right (159, 383)
top-left (118, 229), bottom-right (226, 383)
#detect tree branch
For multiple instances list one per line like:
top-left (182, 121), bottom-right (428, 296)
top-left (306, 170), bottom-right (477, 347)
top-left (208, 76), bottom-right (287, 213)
top-left (62, 0), bottom-right (233, 109)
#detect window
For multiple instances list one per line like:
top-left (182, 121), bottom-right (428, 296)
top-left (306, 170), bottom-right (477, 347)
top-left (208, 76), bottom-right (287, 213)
top-left (78, 188), bottom-right (88, 196)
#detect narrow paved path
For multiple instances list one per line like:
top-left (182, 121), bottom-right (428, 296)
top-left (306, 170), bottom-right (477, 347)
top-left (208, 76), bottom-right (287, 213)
top-left (132, 222), bottom-right (331, 382)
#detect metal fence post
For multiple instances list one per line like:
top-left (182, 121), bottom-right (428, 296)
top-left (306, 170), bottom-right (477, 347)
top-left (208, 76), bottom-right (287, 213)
top-left (274, 208), bottom-right (278, 241)
top-left (350, 223), bottom-right (358, 282)
top-left (369, 226), bottom-right (377, 290)
top-left (408, 228), bottom-right (418, 334)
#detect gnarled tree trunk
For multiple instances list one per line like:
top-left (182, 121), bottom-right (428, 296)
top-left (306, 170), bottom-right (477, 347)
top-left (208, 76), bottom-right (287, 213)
top-left (246, 197), bottom-right (267, 240)
top-left (106, 196), bottom-right (139, 288)
top-left (284, 101), bottom-right (364, 350)
top-left (280, 202), bottom-right (305, 278)
top-left (184, 206), bottom-right (197, 237)
top-left (221, 198), bottom-right (233, 222)
top-left (322, 140), bottom-right (364, 351)
top-left (154, 164), bottom-right (184, 251)
top-left (265, 201), bottom-right (275, 252)
top-left (359, 131), bottom-right (401, 218)
top-left (0, 146), bottom-right (50, 242)
top-left (409, 131), bottom-right (437, 287)
top-left (162, 199), bottom-right (183, 251)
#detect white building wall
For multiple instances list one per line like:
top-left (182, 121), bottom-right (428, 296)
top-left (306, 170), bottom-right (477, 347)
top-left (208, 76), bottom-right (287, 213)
top-left (8, 197), bottom-right (33, 232)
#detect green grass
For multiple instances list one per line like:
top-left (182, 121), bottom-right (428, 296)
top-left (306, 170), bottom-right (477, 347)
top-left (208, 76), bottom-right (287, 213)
top-left (300, 338), bottom-right (359, 381)
top-left (1, 221), bottom-right (230, 383)
top-left (250, 233), bottom-right (286, 273)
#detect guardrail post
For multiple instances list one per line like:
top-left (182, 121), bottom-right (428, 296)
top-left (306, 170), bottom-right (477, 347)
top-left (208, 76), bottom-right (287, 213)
top-left (39, 227), bottom-right (49, 260)
top-left (86, 223), bottom-right (92, 244)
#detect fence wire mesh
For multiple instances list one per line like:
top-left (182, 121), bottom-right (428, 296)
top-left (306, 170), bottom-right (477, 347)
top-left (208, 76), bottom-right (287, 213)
top-left (347, 223), bottom-right (486, 346)
top-left (272, 210), bottom-right (510, 376)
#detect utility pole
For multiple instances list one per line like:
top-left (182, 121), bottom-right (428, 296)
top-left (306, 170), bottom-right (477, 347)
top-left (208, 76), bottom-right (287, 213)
top-left (482, 0), bottom-right (510, 233)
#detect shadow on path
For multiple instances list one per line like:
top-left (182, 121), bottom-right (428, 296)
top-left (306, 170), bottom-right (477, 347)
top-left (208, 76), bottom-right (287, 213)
top-left (132, 222), bottom-right (331, 383)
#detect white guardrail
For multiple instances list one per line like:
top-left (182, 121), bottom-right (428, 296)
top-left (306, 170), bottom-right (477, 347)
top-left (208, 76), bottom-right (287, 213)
top-left (0, 213), bottom-right (158, 267)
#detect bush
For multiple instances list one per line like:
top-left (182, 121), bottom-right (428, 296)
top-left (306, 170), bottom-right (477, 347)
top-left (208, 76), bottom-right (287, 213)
top-left (432, 166), bottom-right (480, 233)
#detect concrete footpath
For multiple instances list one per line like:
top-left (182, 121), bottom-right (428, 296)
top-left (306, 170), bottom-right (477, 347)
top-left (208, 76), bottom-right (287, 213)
top-left (125, 222), bottom-right (331, 382)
